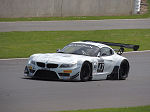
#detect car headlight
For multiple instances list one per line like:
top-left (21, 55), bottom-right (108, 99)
top-left (60, 63), bottom-right (76, 68)
top-left (28, 60), bottom-right (36, 65)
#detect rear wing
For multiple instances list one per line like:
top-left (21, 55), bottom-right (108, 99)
top-left (82, 40), bottom-right (140, 55)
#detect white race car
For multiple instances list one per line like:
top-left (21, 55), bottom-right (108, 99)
top-left (24, 41), bottom-right (139, 81)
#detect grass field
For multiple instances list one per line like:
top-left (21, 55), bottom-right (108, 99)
top-left (54, 105), bottom-right (150, 112)
top-left (0, 29), bottom-right (150, 58)
top-left (0, 1), bottom-right (149, 22)
top-left (0, 14), bottom-right (150, 22)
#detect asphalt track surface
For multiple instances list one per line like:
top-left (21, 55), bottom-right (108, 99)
top-left (0, 19), bottom-right (150, 111)
top-left (0, 51), bottom-right (150, 112)
top-left (0, 19), bottom-right (150, 32)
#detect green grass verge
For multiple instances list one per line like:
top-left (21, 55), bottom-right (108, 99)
top-left (0, 0), bottom-right (150, 22)
top-left (0, 29), bottom-right (150, 59)
top-left (53, 105), bottom-right (150, 112)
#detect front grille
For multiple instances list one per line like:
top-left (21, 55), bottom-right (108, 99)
top-left (34, 70), bottom-right (59, 80)
top-left (37, 62), bottom-right (45, 68)
top-left (59, 73), bottom-right (70, 77)
top-left (47, 63), bottom-right (58, 68)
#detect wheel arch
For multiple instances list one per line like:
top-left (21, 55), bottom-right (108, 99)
top-left (115, 56), bottom-right (129, 66)
top-left (107, 58), bottom-right (130, 80)
top-left (81, 61), bottom-right (93, 80)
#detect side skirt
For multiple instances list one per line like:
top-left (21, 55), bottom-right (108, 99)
top-left (107, 66), bottom-right (119, 80)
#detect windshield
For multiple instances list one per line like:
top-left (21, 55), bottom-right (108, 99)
top-left (59, 43), bottom-right (100, 56)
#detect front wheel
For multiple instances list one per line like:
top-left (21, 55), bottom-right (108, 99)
top-left (80, 62), bottom-right (92, 82)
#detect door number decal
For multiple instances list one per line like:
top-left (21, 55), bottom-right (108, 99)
top-left (97, 63), bottom-right (104, 72)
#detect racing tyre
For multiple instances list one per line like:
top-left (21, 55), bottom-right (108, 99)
top-left (80, 62), bottom-right (92, 82)
top-left (107, 60), bottom-right (129, 80)
top-left (119, 60), bottom-right (130, 80)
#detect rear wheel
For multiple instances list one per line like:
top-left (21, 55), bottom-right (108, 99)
top-left (119, 60), bottom-right (130, 80)
top-left (107, 59), bottom-right (129, 80)
top-left (80, 62), bottom-right (92, 82)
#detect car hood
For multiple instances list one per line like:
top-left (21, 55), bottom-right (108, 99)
top-left (31, 53), bottom-right (91, 64)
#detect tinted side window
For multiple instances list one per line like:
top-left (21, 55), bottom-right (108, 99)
top-left (100, 47), bottom-right (114, 56)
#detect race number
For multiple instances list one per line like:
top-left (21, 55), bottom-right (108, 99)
top-left (97, 63), bottom-right (104, 72)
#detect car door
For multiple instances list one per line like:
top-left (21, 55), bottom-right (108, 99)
top-left (100, 47), bottom-right (115, 75)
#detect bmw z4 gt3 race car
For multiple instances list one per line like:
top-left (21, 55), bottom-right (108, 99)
top-left (24, 41), bottom-right (139, 81)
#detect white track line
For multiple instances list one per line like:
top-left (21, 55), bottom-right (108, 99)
top-left (0, 50), bottom-right (150, 61)
top-left (0, 58), bottom-right (28, 61)
top-left (124, 50), bottom-right (150, 54)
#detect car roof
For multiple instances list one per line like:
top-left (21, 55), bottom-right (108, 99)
top-left (72, 41), bottom-right (111, 49)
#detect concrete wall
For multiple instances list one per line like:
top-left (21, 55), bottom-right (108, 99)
top-left (0, 0), bottom-right (135, 18)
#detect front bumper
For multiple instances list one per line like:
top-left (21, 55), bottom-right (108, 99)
top-left (24, 64), bottom-right (81, 80)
